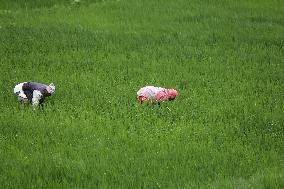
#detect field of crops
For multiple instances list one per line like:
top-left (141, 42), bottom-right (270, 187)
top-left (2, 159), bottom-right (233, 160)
top-left (0, 0), bottom-right (283, 188)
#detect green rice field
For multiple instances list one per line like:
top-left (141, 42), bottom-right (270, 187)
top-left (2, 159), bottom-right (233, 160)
top-left (0, 0), bottom-right (283, 188)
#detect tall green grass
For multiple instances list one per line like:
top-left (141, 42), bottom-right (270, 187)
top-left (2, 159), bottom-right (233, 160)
top-left (0, 0), bottom-right (283, 188)
top-left (0, 0), bottom-right (101, 10)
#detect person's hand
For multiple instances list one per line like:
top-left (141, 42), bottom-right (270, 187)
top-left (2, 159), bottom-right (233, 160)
top-left (137, 96), bottom-right (148, 103)
top-left (22, 98), bottom-right (29, 104)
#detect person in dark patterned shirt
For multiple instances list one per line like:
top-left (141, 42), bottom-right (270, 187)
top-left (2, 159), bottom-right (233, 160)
top-left (14, 82), bottom-right (55, 106)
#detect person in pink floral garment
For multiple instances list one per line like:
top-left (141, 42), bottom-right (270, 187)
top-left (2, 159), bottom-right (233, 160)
top-left (137, 86), bottom-right (178, 104)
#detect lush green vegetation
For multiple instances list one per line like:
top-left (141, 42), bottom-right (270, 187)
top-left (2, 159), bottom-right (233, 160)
top-left (0, 0), bottom-right (283, 188)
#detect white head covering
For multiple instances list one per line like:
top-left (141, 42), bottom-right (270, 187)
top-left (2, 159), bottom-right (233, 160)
top-left (46, 83), bottom-right (55, 94)
top-left (14, 82), bottom-right (27, 99)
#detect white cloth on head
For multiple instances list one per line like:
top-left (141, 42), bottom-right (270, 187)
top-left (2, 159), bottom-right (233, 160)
top-left (14, 82), bottom-right (27, 100)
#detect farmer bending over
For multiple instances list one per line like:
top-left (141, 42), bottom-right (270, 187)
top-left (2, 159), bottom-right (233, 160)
top-left (137, 86), bottom-right (178, 104)
top-left (14, 82), bottom-right (55, 106)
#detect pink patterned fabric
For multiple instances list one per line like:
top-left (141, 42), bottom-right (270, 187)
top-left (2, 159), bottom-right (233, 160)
top-left (137, 86), bottom-right (178, 103)
top-left (155, 89), bottom-right (178, 101)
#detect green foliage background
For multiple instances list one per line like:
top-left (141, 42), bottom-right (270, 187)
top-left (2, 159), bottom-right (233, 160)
top-left (0, 0), bottom-right (283, 188)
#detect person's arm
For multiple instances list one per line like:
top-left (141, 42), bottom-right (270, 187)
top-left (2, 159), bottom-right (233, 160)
top-left (155, 90), bottom-right (167, 101)
top-left (32, 90), bottom-right (43, 106)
